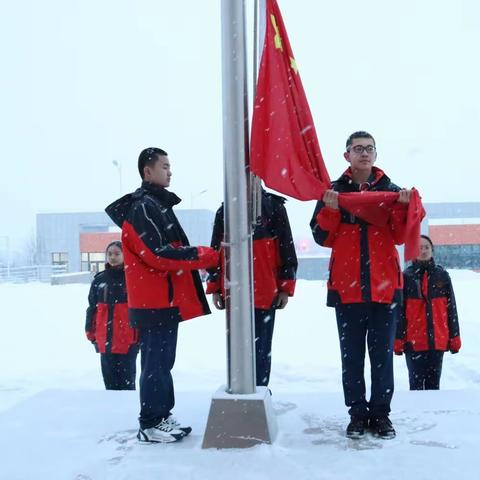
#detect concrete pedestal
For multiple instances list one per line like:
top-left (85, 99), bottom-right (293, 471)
top-left (202, 386), bottom-right (277, 449)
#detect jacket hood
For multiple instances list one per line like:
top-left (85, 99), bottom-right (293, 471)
top-left (105, 193), bottom-right (134, 227)
top-left (105, 182), bottom-right (181, 227)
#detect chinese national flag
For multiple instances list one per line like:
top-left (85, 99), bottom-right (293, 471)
top-left (250, 0), bottom-right (330, 200)
top-left (250, 0), bottom-right (425, 260)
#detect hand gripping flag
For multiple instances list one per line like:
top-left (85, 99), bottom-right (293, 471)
top-left (250, 0), bottom-right (425, 260)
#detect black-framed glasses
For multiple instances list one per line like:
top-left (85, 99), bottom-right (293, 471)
top-left (348, 145), bottom-right (376, 154)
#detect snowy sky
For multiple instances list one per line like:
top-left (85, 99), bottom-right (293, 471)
top-left (1, 0), bottom-right (479, 250)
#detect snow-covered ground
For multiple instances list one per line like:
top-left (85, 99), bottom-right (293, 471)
top-left (0, 271), bottom-right (479, 480)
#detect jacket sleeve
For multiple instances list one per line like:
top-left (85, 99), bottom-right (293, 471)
top-left (445, 272), bottom-right (461, 351)
top-left (127, 201), bottom-right (219, 272)
top-left (310, 200), bottom-right (341, 248)
top-left (206, 206), bottom-right (224, 294)
top-left (85, 280), bottom-right (98, 342)
top-left (273, 201), bottom-right (297, 296)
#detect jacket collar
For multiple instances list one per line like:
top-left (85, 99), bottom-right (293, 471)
top-left (411, 258), bottom-right (436, 276)
top-left (105, 263), bottom-right (124, 272)
top-left (137, 181), bottom-right (182, 207)
top-left (338, 166), bottom-right (386, 190)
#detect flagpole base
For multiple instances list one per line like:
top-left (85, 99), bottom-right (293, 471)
top-left (201, 386), bottom-right (277, 449)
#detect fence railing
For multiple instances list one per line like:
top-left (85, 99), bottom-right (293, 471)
top-left (0, 265), bottom-right (68, 283)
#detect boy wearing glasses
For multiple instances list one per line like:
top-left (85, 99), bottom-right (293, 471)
top-left (310, 131), bottom-right (411, 439)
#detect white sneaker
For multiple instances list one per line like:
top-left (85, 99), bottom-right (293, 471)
top-left (137, 418), bottom-right (184, 443)
top-left (165, 416), bottom-right (192, 436)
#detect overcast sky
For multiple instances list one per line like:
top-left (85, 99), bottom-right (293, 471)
top-left (1, 0), bottom-right (479, 251)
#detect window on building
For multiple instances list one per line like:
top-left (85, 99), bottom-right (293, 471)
top-left (81, 252), bottom-right (106, 273)
top-left (52, 252), bottom-right (68, 266)
top-left (81, 252), bottom-right (89, 272)
top-left (435, 244), bottom-right (480, 269)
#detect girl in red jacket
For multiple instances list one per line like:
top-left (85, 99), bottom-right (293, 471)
top-left (395, 235), bottom-right (461, 390)
top-left (85, 241), bottom-right (138, 390)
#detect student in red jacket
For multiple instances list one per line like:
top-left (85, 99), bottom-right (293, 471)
top-left (85, 241), bottom-right (138, 390)
top-left (310, 131), bottom-right (412, 439)
top-left (395, 235), bottom-right (461, 389)
top-left (207, 189), bottom-right (297, 387)
top-left (105, 148), bottom-right (219, 444)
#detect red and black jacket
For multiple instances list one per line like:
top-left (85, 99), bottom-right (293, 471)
top-left (105, 182), bottom-right (219, 328)
top-left (85, 266), bottom-right (137, 354)
top-left (206, 190), bottom-right (297, 309)
top-left (395, 260), bottom-right (461, 353)
top-left (310, 167), bottom-right (406, 307)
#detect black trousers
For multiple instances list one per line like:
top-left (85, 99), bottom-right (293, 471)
top-left (254, 308), bottom-right (276, 386)
top-left (138, 318), bottom-right (179, 430)
top-left (405, 350), bottom-right (444, 390)
top-left (335, 303), bottom-right (398, 419)
top-left (100, 345), bottom-right (139, 390)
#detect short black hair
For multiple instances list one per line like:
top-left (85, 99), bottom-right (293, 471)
top-left (346, 131), bottom-right (376, 150)
top-left (138, 147), bottom-right (168, 179)
top-left (420, 234), bottom-right (434, 250)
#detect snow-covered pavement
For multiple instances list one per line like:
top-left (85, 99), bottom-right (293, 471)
top-left (0, 272), bottom-right (478, 479)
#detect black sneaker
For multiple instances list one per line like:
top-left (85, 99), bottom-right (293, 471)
top-left (369, 416), bottom-right (396, 439)
top-left (346, 416), bottom-right (369, 439)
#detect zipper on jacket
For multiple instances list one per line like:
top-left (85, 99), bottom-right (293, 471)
top-left (422, 272), bottom-right (436, 349)
top-left (425, 302), bottom-right (436, 349)
top-left (359, 224), bottom-right (371, 302)
top-left (106, 304), bottom-right (114, 354)
top-left (167, 274), bottom-right (174, 304)
top-left (415, 279), bottom-right (422, 298)
top-left (395, 257), bottom-right (401, 286)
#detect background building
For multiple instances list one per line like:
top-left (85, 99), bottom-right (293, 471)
top-left (36, 202), bottom-right (480, 278)
top-left (36, 209), bottom-right (215, 273)
top-left (423, 202), bottom-right (480, 270)
top-left (293, 202), bottom-right (480, 278)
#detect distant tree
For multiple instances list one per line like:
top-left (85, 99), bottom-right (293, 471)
top-left (24, 229), bottom-right (38, 266)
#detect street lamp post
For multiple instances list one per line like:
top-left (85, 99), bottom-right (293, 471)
top-left (112, 160), bottom-right (122, 196)
top-left (190, 189), bottom-right (208, 209)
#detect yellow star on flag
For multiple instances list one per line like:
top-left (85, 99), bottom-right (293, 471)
top-left (290, 57), bottom-right (298, 74)
top-left (270, 14), bottom-right (283, 51)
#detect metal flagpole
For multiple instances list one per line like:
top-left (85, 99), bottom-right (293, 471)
top-left (202, 0), bottom-right (277, 448)
top-left (221, 0), bottom-right (256, 395)
top-left (250, 0), bottom-right (266, 225)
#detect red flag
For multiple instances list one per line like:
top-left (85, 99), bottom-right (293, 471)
top-left (403, 189), bottom-right (426, 261)
top-left (250, 0), bottom-right (330, 200)
top-left (251, 0), bottom-right (425, 260)
top-left (338, 189), bottom-right (426, 261)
